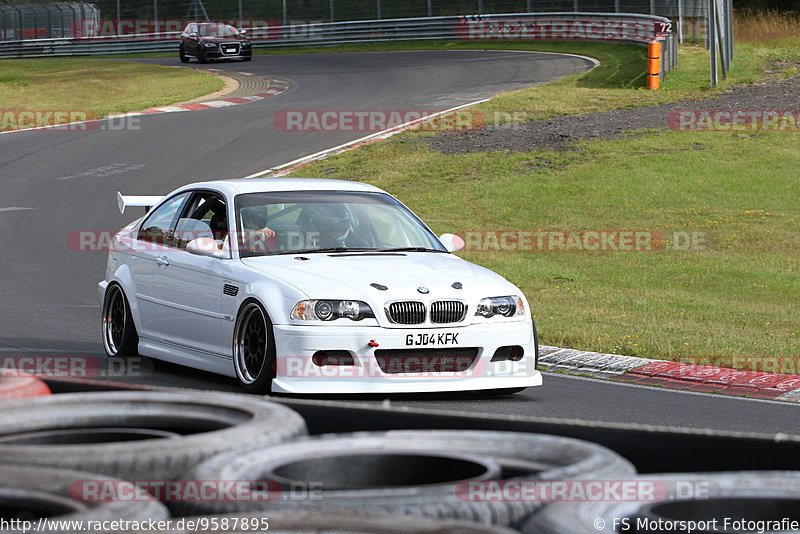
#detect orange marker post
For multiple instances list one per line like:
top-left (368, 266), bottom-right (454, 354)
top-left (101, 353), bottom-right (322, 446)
top-left (647, 40), bottom-right (661, 90)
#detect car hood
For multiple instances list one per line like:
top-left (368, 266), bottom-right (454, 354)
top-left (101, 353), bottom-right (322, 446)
top-left (198, 36), bottom-right (247, 42)
top-left (240, 252), bottom-right (518, 302)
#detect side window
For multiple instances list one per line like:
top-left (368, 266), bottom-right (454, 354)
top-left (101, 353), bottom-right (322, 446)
top-left (137, 193), bottom-right (189, 248)
top-left (174, 192), bottom-right (227, 250)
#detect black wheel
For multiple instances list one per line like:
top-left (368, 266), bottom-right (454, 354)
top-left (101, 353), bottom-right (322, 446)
top-left (179, 43), bottom-right (189, 63)
top-left (101, 283), bottom-right (138, 357)
top-left (197, 48), bottom-right (208, 63)
top-left (233, 300), bottom-right (275, 394)
top-left (242, 55), bottom-right (252, 61)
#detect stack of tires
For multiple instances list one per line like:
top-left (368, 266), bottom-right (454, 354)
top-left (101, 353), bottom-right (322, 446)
top-left (0, 389), bottom-right (798, 533)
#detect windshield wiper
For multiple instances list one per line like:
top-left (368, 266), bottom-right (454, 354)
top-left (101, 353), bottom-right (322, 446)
top-left (277, 247), bottom-right (374, 255)
top-left (375, 247), bottom-right (446, 253)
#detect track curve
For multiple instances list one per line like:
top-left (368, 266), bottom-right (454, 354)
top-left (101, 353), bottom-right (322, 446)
top-left (1, 50), bottom-right (797, 436)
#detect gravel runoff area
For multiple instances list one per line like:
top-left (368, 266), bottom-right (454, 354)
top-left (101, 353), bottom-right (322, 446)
top-left (428, 73), bottom-right (800, 153)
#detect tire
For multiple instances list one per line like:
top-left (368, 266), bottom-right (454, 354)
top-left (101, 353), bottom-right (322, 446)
top-left (101, 283), bottom-right (138, 357)
top-left (179, 43), bottom-right (189, 63)
top-left (0, 373), bottom-right (50, 400)
top-left (197, 49), bottom-right (208, 63)
top-left (522, 471), bottom-right (800, 534)
top-left (169, 510), bottom-right (519, 533)
top-left (233, 300), bottom-right (275, 394)
top-left (174, 430), bottom-right (636, 525)
top-left (0, 390), bottom-right (307, 481)
top-left (0, 464), bottom-right (168, 532)
top-left (242, 55), bottom-right (252, 61)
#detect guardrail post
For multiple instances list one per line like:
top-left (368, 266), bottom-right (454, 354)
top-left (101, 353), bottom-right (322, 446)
top-left (647, 40), bottom-right (661, 90)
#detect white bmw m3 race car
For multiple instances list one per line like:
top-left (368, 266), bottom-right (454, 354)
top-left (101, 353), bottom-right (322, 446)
top-left (99, 178), bottom-right (541, 394)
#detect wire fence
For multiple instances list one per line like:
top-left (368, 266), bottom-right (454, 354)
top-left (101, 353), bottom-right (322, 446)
top-left (1, 0), bottom-right (702, 40)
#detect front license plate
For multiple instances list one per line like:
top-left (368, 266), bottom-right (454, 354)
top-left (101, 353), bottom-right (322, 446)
top-left (405, 332), bottom-right (459, 346)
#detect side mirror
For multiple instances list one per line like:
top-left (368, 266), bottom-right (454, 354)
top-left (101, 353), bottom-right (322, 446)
top-left (438, 233), bottom-right (465, 252)
top-left (239, 28), bottom-right (247, 35)
top-left (186, 237), bottom-right (226, 258)
top-left (188, 32), bottom-right (198, 38)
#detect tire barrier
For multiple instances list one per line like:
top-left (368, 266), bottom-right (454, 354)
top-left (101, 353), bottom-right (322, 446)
top-left (0, 464), bottom-right (168, 533)
top-left (0, 372), bottom-right (50, 400)
top-left (174, 430), bottom-right (636, 525)
top-left (0, 390), bottom-right (307, 481)
top-left (166, 510), bottom-right (519, 533)
top-left (522, 471), bottom-right (800, 534)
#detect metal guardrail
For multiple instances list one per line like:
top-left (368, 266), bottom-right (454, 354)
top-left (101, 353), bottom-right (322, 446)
top-left (0, 12), bottom-right (675, 66)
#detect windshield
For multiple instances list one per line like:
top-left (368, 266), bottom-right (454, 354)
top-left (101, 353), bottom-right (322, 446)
top-left (234, 190), bottom-right (447, 257)
top-left (197, 23), bottom-right (241, 38)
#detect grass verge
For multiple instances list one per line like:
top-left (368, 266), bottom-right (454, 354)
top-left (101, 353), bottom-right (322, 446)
top-left (0, 59), bottom-right (223, 130)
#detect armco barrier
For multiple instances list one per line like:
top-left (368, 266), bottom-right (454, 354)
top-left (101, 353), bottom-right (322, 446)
top-left (0, 13), bottom-right (674, 67)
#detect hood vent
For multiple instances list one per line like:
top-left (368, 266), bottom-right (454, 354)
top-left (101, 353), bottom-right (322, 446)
top-left (223, 284), bottom-right (239, 297)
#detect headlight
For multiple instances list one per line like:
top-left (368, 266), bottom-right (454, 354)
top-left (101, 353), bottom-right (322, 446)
top-left (203, 42), bottom-right (218, 48)
top-left (291, 300), bottom-right (375, 321)
top-left (475, 296), bottom-right (525, 318)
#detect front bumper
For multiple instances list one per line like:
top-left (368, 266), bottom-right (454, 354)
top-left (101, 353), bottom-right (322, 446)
top-left (202, 42), bottom-right (251, 60)
top-left (271, 320), bottom-right (541, 394)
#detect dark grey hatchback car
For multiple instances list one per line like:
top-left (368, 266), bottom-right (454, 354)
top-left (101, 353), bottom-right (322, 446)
top-left (179, 22), bottom-right (252, 63)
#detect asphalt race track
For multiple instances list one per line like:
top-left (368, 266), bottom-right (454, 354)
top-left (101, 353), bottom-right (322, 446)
top-left (1, 50), bottom-right (798, 436)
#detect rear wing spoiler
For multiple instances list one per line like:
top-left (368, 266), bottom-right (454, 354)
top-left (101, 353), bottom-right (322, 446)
top-left (117, 192), bottom-right (163, 214)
